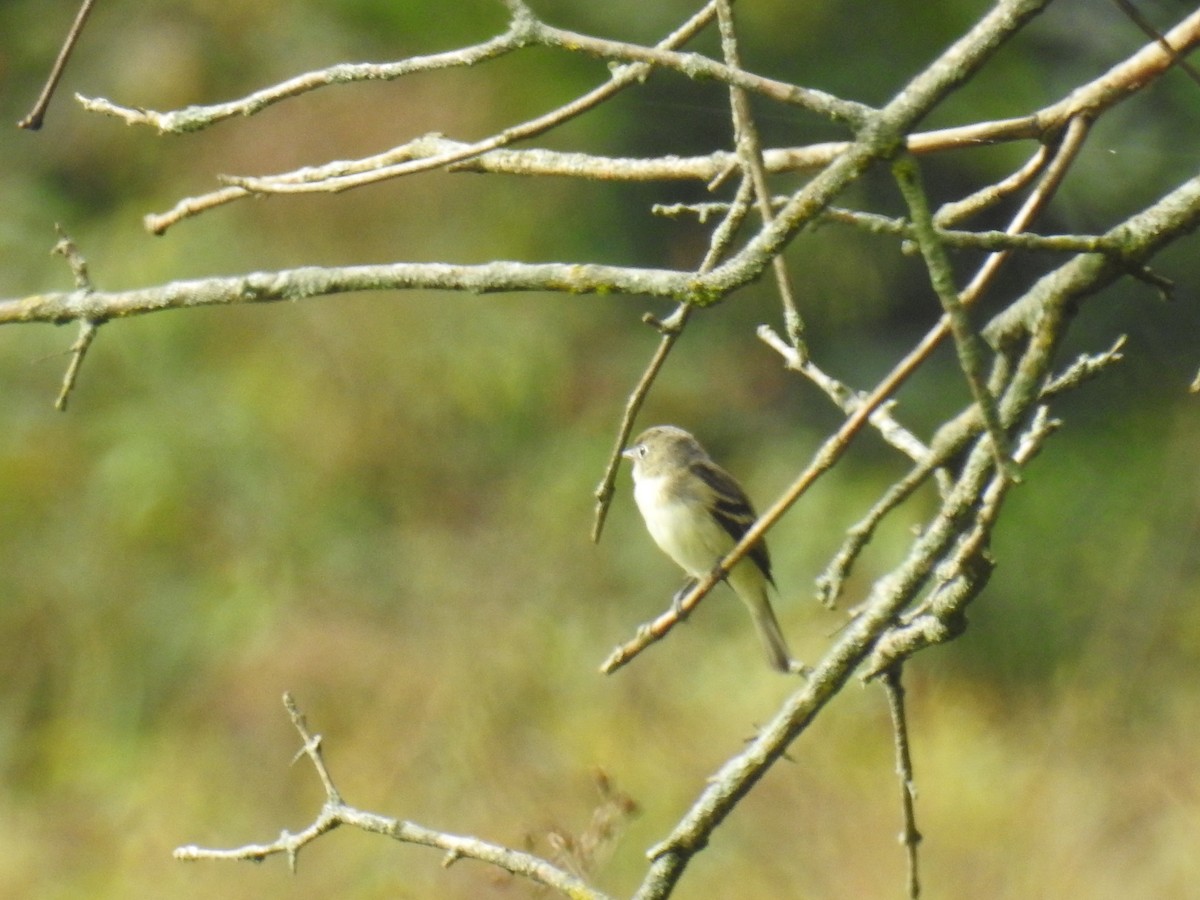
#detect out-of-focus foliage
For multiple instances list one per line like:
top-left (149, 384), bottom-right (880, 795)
top-left (0, 1), bottom-right (1198, 898)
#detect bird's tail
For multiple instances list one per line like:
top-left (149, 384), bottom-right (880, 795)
top-left (733, 576), bottom-right (799, 673)
top-left (750, 596), bottom-right (797, 673)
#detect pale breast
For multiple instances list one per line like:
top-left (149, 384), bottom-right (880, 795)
top-left (633, 472), bottom-right (735, 577)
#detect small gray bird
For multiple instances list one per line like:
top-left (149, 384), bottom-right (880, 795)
top-left (623, 425), bottom-right (799, 673)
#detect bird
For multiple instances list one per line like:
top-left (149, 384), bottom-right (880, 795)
top-left (622, 425), bottom-right (799, 673)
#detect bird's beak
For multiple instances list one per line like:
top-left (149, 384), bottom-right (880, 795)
top-left (621, 446), bottom-right (636, 461)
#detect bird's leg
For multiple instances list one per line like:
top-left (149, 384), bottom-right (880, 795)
top-left (671, 578), bottom-right (698, 618)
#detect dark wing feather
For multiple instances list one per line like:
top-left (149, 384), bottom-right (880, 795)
top-left (690, 459), bottom-right (774, 583)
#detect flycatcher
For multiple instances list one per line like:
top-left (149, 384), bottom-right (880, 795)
top-left (623, 425), bottom-right (799, 673)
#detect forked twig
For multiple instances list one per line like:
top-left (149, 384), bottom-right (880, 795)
top-left (174, 694), bottom-right (608, 898)
top-left (49, 228), bottom-right (101, 410)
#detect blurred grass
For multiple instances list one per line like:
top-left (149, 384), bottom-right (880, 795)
top-left (1, 0), bottom-right (1199, 897)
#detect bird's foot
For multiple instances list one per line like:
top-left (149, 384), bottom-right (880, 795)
top-left (671, 579), bottom-right (698, 619)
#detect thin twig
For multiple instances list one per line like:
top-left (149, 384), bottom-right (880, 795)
top-left (49, 227), bottom-right (100, 410)
top-left (892, 155), bottom-right (1015, 479)
top-left (881, 667), bottom-right (921, 900)
top-left (1041, 335), bottom-right (1126, 397)
top-left (78, 28), bottom-right (525, 134)
top-left (1112, 0), bottom-right (1200, 87)
top-left (284, 693), bottom-right (341, 805)
top-left (17, 0), bottom-right (98, 130)
top-left (591, 302), bottom-right (690, 543)
top-left (757, 324), bottom-right (929, 463)
top-left (147, 2), bottom-right (724, 232)
top-left (55, 320), bottom-right (99, 411)
top-left (805, 205), bottom-right (1109, 255)
top-left (956, 116), bottom-right (1092, 308)
top-left (935, 143), bottom-right (1052, 227)
top-left (83, 7), bottom-right (1200, 237)
top-left (527, 19), bottom-right (872, 128)
top-left (862, 407), bottom-right (1060, 678)
top-left (661, 201), bottom-right (1121, 255)
top-left (591, 173), bottom-right (758, 543)
top-left (814, 461), bottom-right (939, 609)
top-left (52, 226), bottom-right (91, 288)
top-left (716, 0), bottom-right (808, 358)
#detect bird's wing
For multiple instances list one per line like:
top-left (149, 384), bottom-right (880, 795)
top-left (689, 460), bottom-right (774, 583)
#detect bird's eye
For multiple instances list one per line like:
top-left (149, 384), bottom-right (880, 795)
top-left (637, 444), bottom-right (648, 458)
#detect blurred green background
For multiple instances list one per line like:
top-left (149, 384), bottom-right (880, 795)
top-left (1, 1), bottom-right (1198, 897)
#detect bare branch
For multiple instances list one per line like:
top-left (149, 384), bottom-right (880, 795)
top-left (77, 25), bottom-right (528, 134)
top-left (1112, 0), bottom-right (1200, 86)
top-left (605, 0), bottom-right (1057, 677)
top-left (881, 667), bottom-right (922, 900)
top-left (716, 0), bottom-right (808, 357)
top-left (175, 694), bottom-right (609, 899)
top-left (142, 3), bottom-right (723, 231)
top-left (892, 155), bottom-right (1016, 478)
top-left (815, 461), bottom-right (938, 610)
top-left (592, 159), bottom-right (764, 543)
top-left (861, 407), bottom-right (1061, 678)
top-left (48, 227), bottom-right (100, 410)
top-left (17, 0), bottom-right (98, 130)
top-left (0, 260), bottom-right (700, 327)
top-left (55, 319), bottom-right (99, 412)
top-left (524, 15), bottom-right (871, 128)
top-left (3, 1), bottom-right (1196, 897)
top-left (757, 324), bottom-right (930, 463)
top-left (1041, 335), bottom-right (1127, 397)
top-left (934, 142), bottom-right (1053, 227)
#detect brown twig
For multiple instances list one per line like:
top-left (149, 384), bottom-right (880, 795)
top-left (1111, 0), bottom-right (1200, 87)
top-left (17, 0), bottom-right (98, 130)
